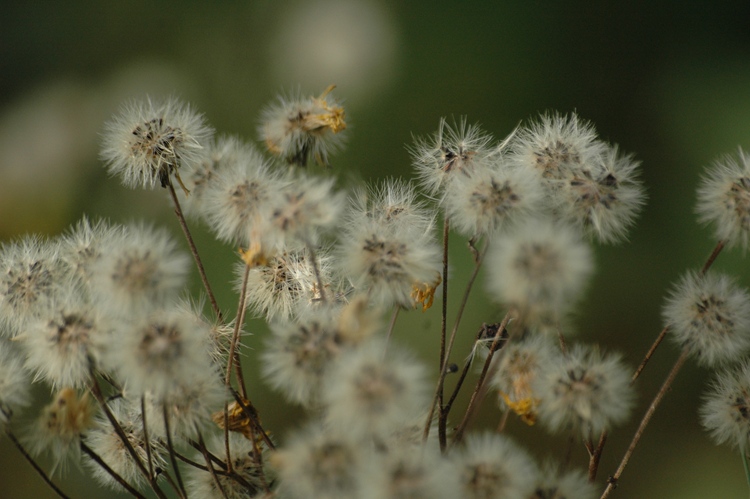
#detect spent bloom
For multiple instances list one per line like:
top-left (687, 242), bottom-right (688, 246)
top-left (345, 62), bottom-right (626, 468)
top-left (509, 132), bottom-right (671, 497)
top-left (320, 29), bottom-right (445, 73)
top-left (0, 340), bottom-right (30, 425)
top-left (530, 463), bottom-right (596, 499)
top-left (486, 219), bottom-right (593, 326)
top-left (100, 96), bottom-right (213, 189)
top-left (187, 433), bottom-right (266, 498)
top-left (350, 178), bottom-right (435, 235)
top-left (492, 333), bottom-right (556, 426)
top-left (663, 271), bottom-right (750, 366)
top-left (696, 147), bottom-right (750, 250)
top-left (444, 164), bottom-right (543, 238)
top-left (260, 85), bottom-right (347, 167)
top-left (90, 224), bottom-right (189, 318)
top-left (452, 433), bottom-right (538, 499)
top-left (322, 339), bottom-right (429, 440)
top-left (410, 117), bottom-right (496, 196)
top-left (534, 344), bottom-right (634, 438)
top-left (58, 217), bottom-right (123, 290)
top-left (22, 295), bottom-right (107, 389)
top-left (0, 235), bottom-right (63, 336)
top-left (28, 388), bottom-right (96, 473)
top-left (272, 423), bottom-right (365, 499)
top-left (556, 143), bottom-right (646, 244)
top-left (201, 151), bottom-right (283, 248)
top-left (701, 361), bottom-right (750, 452)
top-left (84, 398), bottom-right (168, 491)
top-left (508, 112), bottom-right (605, 184)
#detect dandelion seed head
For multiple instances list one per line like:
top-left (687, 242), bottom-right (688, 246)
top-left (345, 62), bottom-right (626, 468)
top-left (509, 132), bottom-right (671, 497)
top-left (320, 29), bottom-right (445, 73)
top-left (101, 97), bottom-right (213, 189)
top-left (0, 235), bottom-right (63, 335)
top-left (323, 339), bottom-right (428, 440)
top-left (697, 148), bottom-right (750, 251)
top-left (487, 219), bottom-right (593, 326)
top-left (701, 361), bottom-right (750, 452)
top-left (410, 117), bottom-right (495, 195)
top-left (663, 271), bottom-right (750, 366)
top-left (453, 433), bottom-right (538, 499)
top-left (0, 340), bottom-right (31, 425)
top-left (557, 143), bottom-right (646, 244)
top-left (535, 344), bottom-right (634, 438)
top-left (530, 462), bottom-right (596, 499)
top-left (260, 85), bottom-right (347, 167)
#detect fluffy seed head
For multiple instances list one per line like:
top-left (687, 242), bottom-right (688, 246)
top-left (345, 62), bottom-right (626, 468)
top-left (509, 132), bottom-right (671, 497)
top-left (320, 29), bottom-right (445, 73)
top-left (534, 344), bottom-right (634, 438)
top-left (23, 295), bottom-right (107, 389)
top-left (663, 271), bottom-right (750, 366)
top-left (0, 340), bottom-right (31, 425)
top-left (701, 361), bottom-right (750, 453)
top-left (350, 178), bottom-right (435, 235)
top-left (410, 117), bottom-right (495, 195)
top-left (101, 97), bottom-right (213, 189)
top-left (487, 219), bottom-right (593, 326)
top-left (201, 152), bottom-right (283, 247)
top-left (90, 224), bottom-right (189, 318)
top-left (696, 147), bottom-right (750, 250)
top-left (530, 462), bottom-right (597, 499)
top-left (272, 423), bottom-right (364, 499)
top-left (453, 433), bottom-right (538, 499)
top-left (187, 433), bottom-right (266, 498)
top-left (29, 388), bottom-right (96, 473)
top-left (260, 85), bottom-right (346, 167)
top-left (444, 165), bottom-right (544, 238)
top-left (58, 217), bottom-right (123, 290)
top-left (556, 143), bottom-right (646, 244)
top-left (509, 112), bottom-right (605, 183)
top-left (323, 339), bottom-right (429, 440)
top-left (0, 235), bottom-right (63, 335)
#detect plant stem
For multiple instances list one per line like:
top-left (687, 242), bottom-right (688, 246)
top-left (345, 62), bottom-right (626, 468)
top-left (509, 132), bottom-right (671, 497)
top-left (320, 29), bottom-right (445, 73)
top-left (382, 306), bottom-right (401, 358)
top-left (600, 349), bottom-right (689, 499)
top-left (306, 240), bottom-right (327, 304)
top-left (141, 396), bottom-right (155, 481)
top-left (451, 311), bottom-right (513, 446)
top-left (198, 433), bottom-right (228, 499)
top-left (163, 404), bottom-right (187, 499)
top-left (81, 441), bottom-right (146, 499)
top-left (437, 218), bottom-right (450, 449)
top-left (587, 431), bottom-right (608, 482)
top-left (167, 181), bottom-right (223, 322)
top-left (5, 429), bottom-right (71, 499)
top-left (424, 239), bottom-right (489, 446)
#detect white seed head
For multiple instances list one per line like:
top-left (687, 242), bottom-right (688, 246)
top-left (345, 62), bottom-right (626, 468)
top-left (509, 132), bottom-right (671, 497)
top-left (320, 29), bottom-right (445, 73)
top-left (701, 361), bottom-right (750, 453)
top-left (90, 224), bottom-right (189, 318)
top-left (201, 152), bottom-right (283, 247)
top-left (58, 216), bottom-right (124, 291)
top-left (0, 340), bottom-right (31, 425)
top-left (534, 344), bottom-right (634, 438)
top-left (259, 86), bottom-right (347, 167)
top-left (452, 432), bottom-right (538, 499)
top-left (486, 219), bottom-right (593, 326)
top-left (0, 235), bottom-right (64, 336)
top-left (322, 339), bottom-right (428, 440)
top-left (349, 177), bottom-right (436, 235)
top-left (663, 271), bottom-right (750, 366)
top-left (531, 462), bottom-right (597, 499)
top-left (556, 143), bottom-right (646, 244)
top-left (410, 117), bottom-right (496, 196)
top-left (696, 147), bottom-right (750, 251)
top-left (101, 96), bottom-right (213, 189)
top-left (444, 165), bottom-right (544, 238)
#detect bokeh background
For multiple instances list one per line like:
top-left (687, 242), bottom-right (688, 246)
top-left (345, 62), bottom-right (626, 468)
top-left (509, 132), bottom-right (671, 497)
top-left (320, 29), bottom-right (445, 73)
top-left (2, 1), bottom-right (750, 497)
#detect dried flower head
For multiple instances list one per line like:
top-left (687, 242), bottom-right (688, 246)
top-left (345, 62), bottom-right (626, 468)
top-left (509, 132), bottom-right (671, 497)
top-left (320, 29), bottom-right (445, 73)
top-left (0, 340), bottom-right (30, 425)
top-left (322, 339), bottom-right (428, 440)
top-left (90, 224), bottom-right (189, 317)
top-left (272, 423), bottom-right (365, 499)
top-left (696, 147), bottom-right (750, 251)
top-left (509, 112), bottom-right (605, 184)
top-left (530, 462), bottom-right (596, 499)
top-left (0, 235), bottom-right (63, 335)
top-left (487, 219), bottom-right (593, 326)
top-left (453, 433), bottom-right (538, 499)
top-left (260, 85), bottom-right (346, 167)
top-left (701, 361), bottom-right (750, 453)
top-left (556, 143), bottom-right (646, 244)
top-left (663, 271), bottom-right (750, 366)
top-left (534, 344), bottom-right (634, 438)
top-left (29, 388), bottom-right (96, 473)
top-left (58, 216), bottom-right (123, 290)
top-left (410, 117), bottom-right (495, 195)
top-left (101, 96), bottom-right (213, 189)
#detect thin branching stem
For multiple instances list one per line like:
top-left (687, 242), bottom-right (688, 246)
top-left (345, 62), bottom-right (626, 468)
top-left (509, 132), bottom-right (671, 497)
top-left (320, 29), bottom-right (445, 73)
top-left (451, 311), bottom-right (514, 446)
top-left (141, 396), bottom-right (155, 481)
top-left (5, 429), bottom-right (71, 499)
top-left (600, 349), bottom-right (689, 499)
top-left (382, 306), bottom-right (401, 358)
top-left (167, 180), bottom-right (223, 322)
top-left (588, 431), bottom-right (608, 482)
top-left (81, 441), bottom-right (146, 499)
top-left (198, 433), bottom-right (228, 499)
top-left (163, 404), bottom-right (187, 499)
top-left (424, 238), bottom-right (489, 445)
top-left (306, 239), bottom-right (327, 304)
top-left (437, 217), bottom-right (450, 447)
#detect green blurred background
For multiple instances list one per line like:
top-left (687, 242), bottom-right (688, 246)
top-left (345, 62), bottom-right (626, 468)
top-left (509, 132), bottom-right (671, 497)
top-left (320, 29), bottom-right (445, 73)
top-left (2, 1), bottom-right (750, 497)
